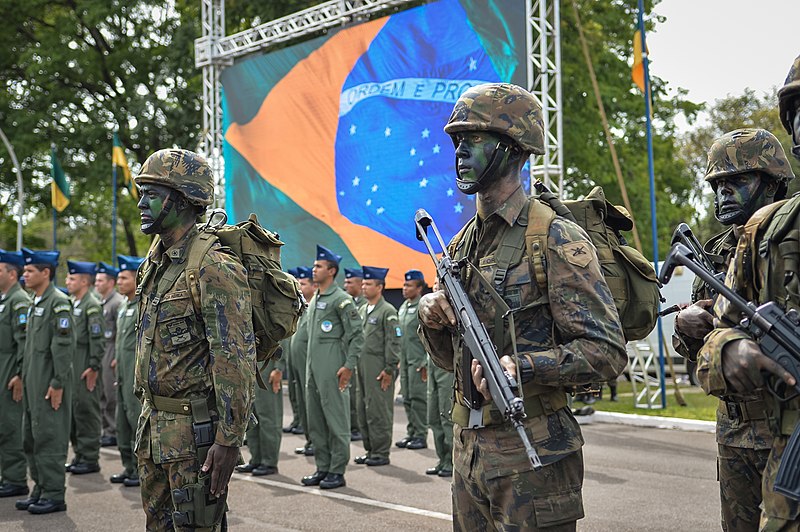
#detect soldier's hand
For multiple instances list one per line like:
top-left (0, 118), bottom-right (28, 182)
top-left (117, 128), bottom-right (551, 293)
top-left (269, 369), bottom-right (282, 394)
top-left (81, 367), bottom-right (99, 392)
top-left (417, 365), bottom-right (428, 383)
top-left (376, 370), bottom-right (392, 391)
top-left (336, 366), bottom-right (352, 391)
top-left (7, 375), bottom-right (22, 402)
top-left (201, 443), bottom-right (239, 497)
top-left (45, 386), bottom-right (63, 410)
top-left (722, 338), bottom-right (797, 393)
top-left (675, 299), bottom-right (714, 339)
top-left (419, 291), bottom-right (456, 330)
top-left (472, 357), bottom-right (516, 401)
top-left (111, 358), bottom-right (117, 370)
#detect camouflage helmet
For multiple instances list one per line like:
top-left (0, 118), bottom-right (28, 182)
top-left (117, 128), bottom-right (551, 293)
top-left (704, 128), bottom-right (795, 184)
top-left (134, 149), bottom-right (214, 207)
top-left (444, 83), bottom-right (545, 155)
top-left (778, 55), bottom-right (800, 135)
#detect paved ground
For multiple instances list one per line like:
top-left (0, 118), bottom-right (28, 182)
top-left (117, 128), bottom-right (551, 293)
top-left (0, 393), bottom-right (721, 531)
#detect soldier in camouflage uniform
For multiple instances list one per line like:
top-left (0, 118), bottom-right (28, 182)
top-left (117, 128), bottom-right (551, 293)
top-left (95, 261), bottom-right (124, 448)
top-left (418, 83), bottom-right (627, 530)
top-left (353, 266), bottom-right (400, 467)
top-left (396, 270), bottom-right (428, 451)
top-left (290, 267), bottom-right (315, 456)
top-left (17, 249), bottom-right (75, 514)
top-left (301, 245), bottom-right (363, 490)
top-left (700, 56), bottom-right (800, 532)
top-left (0, 250), bottom-right (31, 498)
top-left (134, 149), bottom-right (256, 531)
top-left (237, 357), bottom-right (284, 476)
top-left (344, 267), bottom-right (366, 442)
top-left (110, 254), bottom-right (144, 488)
top-left (65, 260), bottom-right (106, 475)
top-left (674, 129), bottom-right (793, 532)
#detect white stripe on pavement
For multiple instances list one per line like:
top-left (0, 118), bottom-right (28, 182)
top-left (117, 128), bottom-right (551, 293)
top-left (232, 473), bottom-right (453, 521)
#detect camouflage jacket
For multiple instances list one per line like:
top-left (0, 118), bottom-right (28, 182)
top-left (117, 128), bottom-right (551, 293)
top-left (72, 291), bottom-right (105, 374)
top-left (0, 282), bottom-right (31, 383)
top-left (358, 296), bottom-right (401, 375)
top-left (420, 186), bottom-right (627, 461)
top-left (399, 296), bottom-right (427, 369)
top-left (135, 226), bottom-right (256, 460)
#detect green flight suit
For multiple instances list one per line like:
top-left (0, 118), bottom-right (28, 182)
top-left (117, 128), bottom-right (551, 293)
top-left (69, 292), bottom-right (105, 465)
top-left (22, 283), bottom-right (74, 503)
top-left (305, 284), bottom-right (363, 475)
top-left (283, 332), bottom-right (301, 431)
top-left (350, 296), bottom-right (367, 433)
top-left (100, 290), bottom-right (124, 439)
top-left (356, 297), bottom-right (400, 460)
top-left (290, 311), bottom-right (311, 449)
top-left (398, 296), bottom-right (427, 441)
top-left (0, 282), bottom-right (31, 486)
top-left (115, 297), bottom-right (140, 478)
top-left (245, 356), bottom-right (284, 468)
top-left (427, 359), bottom-right (454, 472)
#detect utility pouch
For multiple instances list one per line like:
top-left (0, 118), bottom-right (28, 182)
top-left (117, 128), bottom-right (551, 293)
top-left (171, 473), bottom-right (227, 529)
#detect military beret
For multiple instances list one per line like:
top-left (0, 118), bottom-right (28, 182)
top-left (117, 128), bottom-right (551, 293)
top-left (117, 255), bottom-right (144, 272)
top-left (96, 262), bottom-right (120, 278)
top-left (344, 268), bottom-right (363, 279)
top-left (22, 248), bottom-right (60, 267)
top-left (404, 269), bottom-right (424, 281)
top-left (67, 260), bottom-right (97, 275)
top-left (296, 267), bottom-right (313, 279)
top-left (316, 245), bottom-right (342, 265)
top-left (287, 267), bottom-right (298, 277)
top-left (362, 266), bottom-right (389, 280)
top-left (0, 250), bottom-right (24, 267)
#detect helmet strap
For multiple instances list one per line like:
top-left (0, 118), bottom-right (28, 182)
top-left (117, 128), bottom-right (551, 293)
top-left (456, 141), bottom-right (511, 194)
top-left (143, 190), bottom-right (176, 235)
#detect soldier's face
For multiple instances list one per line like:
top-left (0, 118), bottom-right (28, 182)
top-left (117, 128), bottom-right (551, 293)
top-left (138, 184), bottom-right (180, 235)
top-left (343, 277), bottom-right (362, 297)
top-left (712, 172), bottom-right (767, 225)
top-left (312, 261), bottom-right (333, 284)
top-left (95, 273), bottom-right (116, 297)
top-left (792, 102), bottom-right (800, 159)
top-left (454, 130), bottom-right (506, 189)
top-left (298, 278), bottom-right (316, 301)
top-left (362, 279), bottom-right (382, 299)
top-left (116, 270), bottom-right (136, 298)
top-left (66, 273), bottom-right (90, 296)
top-left (402, 279), bottom-right (423, 300)
top-left (22, 265), bottom-right (48, 292)
top-left (0, 264), bottom-right (13, 292)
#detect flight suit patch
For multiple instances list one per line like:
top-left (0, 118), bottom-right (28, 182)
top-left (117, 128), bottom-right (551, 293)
top-left (126, 308), bottom-right (135, 317)
top-left (104, 330), bottom-right (113, 338)
top-left (34, 307), bottom-right (45, 317)
top-left (395, 326), bottom-right (402, 337)
top-left (316, 301), bottom-right (328, 310)
top-left (58, 317), bottom-right (71, 335)
top-left (90, 323), bottom-right (103, 336)
top-left (562, 241), bottom-right (592, 268)
top-left (73, 308), bottom-right (82, 316)
top-left (321, 320), bottom-right (333, 332)
top-left (368, 317), bottom-right (378, 325)
top-left (0, 304), bottom-right (5, 313)
top-left (166, 319), bottom-right (192, 345)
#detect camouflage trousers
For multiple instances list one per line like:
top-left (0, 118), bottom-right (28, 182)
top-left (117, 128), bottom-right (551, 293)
top-left (452, 424), bottom-right (584, 531)
top-left (759, 435), bottom-right (800, 532)
top-left (717, 444), bottom-right (769, 532)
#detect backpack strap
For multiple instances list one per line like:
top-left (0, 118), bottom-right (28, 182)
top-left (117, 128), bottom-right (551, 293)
top-left (184, 229), bottom-right (220, 314)
top-left (525, 198), bottom-right (557, 293)
top-left (738, 200), bottom-right (789, 302)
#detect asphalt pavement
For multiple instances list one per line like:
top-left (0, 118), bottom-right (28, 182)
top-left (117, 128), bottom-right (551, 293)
top-left (0, 392), bottom-right (721, 531)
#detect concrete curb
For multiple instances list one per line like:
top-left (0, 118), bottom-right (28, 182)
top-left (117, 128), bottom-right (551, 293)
top-left (591, 411), bottom-right (715, 433)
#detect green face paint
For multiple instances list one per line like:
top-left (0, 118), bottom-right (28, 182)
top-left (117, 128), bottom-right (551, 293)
top-left (713, 172), bottom-right (767, 226)
top-left (138, 184), bottom-right (180, 235)
top-left (454, 130), bottom-right (509, 193)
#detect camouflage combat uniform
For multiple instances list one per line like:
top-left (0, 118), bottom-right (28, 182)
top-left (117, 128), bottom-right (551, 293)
top-left (69, 291), bottom-right (105, 466)
top-left (356, 295), bottom-right (400, 461)
top-left (115, 296), bottom-right (140, 480)
top-left (0, 280), bottom-right (31, 488)
top-left (420, 186), bottom-right (627, 531)
top-left (398, 295), bottom-right (429, 442)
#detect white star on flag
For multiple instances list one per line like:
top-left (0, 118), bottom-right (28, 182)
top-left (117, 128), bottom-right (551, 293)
top-left (454, 202), bottom-right (464, 213)
top-left (469, 57), bottom-right (477, 71)
top-left (419, 178), bottom-right (428, 188)
top-left (384, 127), bottom-right (392, 137)
top-left (433, 144), bottom-right (441, 154)
top-left (409, 148), bottom-right (416, 156)
top-left (349, 124), bottom-right (357, 135)
top-left (418, 160), bottom-right (424, 167)
top-left (422, 129), bottom-right (430, 139)
top-left (371, 184), bottom-right (378, 192)
top-left (352, 176), bottom-right (360, 186)
top-left (366, 165), bottom-right (371, 171)
top-left (366, 199), bottom-right (372, 206)
top-left (339, 191), bottom-right (345, 196)
top-left (376, 207), bottom-right (385, 215)
top-left (446, 188), bottom-right (454, 197)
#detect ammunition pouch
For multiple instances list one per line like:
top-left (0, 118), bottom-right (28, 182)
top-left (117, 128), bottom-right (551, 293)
top-left (171, 473), bottom-right (227, 530)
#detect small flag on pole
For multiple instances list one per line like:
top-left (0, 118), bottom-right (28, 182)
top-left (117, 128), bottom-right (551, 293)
top-left (632, 30), bottom-right (647, 92)
top-left (50, 147), bottom-right (70, 212)
top-left (113, 132), bottom-right (137, 200)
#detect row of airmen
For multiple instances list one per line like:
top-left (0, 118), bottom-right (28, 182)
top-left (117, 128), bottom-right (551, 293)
top-left (0, 249), bottom-right (144, 514)
top-left (237, 244), bottom-right (455, 490)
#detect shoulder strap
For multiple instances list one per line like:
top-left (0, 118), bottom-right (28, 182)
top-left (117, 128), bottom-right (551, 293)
top-left (525, 198), bottom-right (557, 292)
top-left (739, 199), bottom-right (790, 301)
top-left (185, 230), bottom-right (220, 313)
top-left (493, 206), bottom-right (528, 287)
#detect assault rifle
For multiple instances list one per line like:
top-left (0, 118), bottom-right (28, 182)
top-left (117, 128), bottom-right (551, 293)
top-left (414, 208), bottom-right (543, 470)
top-left (670, 223), bottom-right (725, 299)
top-left (659, 243), bottom-right (800, 500)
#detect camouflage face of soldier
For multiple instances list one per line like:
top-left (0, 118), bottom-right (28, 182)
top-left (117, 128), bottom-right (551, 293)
top-left (454, 130), bottom-right (510, 193)
top-left (712, 172), bottom-right (773, 225)
top-left (116, 270), bottom-right (136, 299)
top-left (792, 99), bottom-right (800, 159)
top-left (343, 276), bottom-right (363, 298)
top-left (137, 183), bottom-right (182, 235)
top-left (361, 279), bottom-right (383, 302)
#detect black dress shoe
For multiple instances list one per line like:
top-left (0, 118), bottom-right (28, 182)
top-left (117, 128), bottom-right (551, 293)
top-left (294, 446), bottom-right (306, 455)
top-left (70, 462), bottom-right (101, 475)
top-left (110, 472), bottom-right (130, 484)
top-left (100, 435), bottom-right (117, 447)
top-left (123, 476), bottom-right (140, 487)
top-left (235, 463), bottom-right (257, 473)
top-left (353, 455), bottom-right (368, 465)
top-left (0, 484), bottom-right (29, 497)
top-left (437, 469), bottom-right (453, 478)
top-left (319, 473), bottom-right (346, 489)
top-left (406, 438), bottom-right (427, 450)
top-left (300, 470), bottom-right (328, 486)
top-left (252, 465), bottom-right (278, 476)
top-left (365, 456), bottom-right (390, 467)
top-left (395, 436), bottom-right (411, 448)
top-left (304, 446), bottom-right (315, 457)
top-left (15, 496), bottom-right (38, 510)
top-left (65, 460), bottom-right (77, 473)
top-left (425, 466), bottom-right (441, 475)
top-left (291, 426), bottom-right (305, 435)
top-left (282, 425), bottom-right (295, 433)
top-left (350, 430), bottom-right (362, 442)
top-left (28, 498), bottom-right (67, 514)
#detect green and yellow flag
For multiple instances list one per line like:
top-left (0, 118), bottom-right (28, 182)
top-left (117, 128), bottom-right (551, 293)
top-left (113, 132), bottom-right (137, 200)
top-left (50, 147), bottom-right (70, 212)
top-left (632, 30), bottom-right (646, 92)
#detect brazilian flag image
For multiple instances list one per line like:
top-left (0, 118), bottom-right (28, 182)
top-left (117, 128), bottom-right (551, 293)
top-left (51, 147), bottom-right (70, 212)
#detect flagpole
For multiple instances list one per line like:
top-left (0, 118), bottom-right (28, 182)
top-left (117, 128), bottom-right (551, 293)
top-left (52, 207), bottom-right (57, 251)
top-left (112, 162), bottom-right (118, 262)
top-left (638, 0), bottom-right (666, 409)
